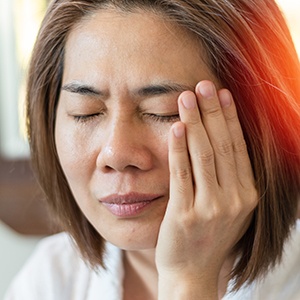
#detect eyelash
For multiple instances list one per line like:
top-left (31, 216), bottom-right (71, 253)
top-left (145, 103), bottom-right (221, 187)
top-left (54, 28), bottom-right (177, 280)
top-left (72, 113), bottom-right (180, 123)
top-left (73, 113), bottom-right (101, 123)
top-left (145, 113), bottom-right (180, 123)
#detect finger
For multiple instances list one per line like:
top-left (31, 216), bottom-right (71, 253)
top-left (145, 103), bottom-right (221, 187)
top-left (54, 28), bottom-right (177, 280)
top-left (168, 121), bottom-right (194, 212)
top-left (196, 81), bottom-right (236, 187)
top-left (218, 89), bottom-right (255, 188)
top-left (178, 91), bottom-right (217, 197)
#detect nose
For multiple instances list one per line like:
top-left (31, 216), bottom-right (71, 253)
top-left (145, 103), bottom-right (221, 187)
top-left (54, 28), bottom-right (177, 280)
top-left (96, 119), bottom-right (153, 172)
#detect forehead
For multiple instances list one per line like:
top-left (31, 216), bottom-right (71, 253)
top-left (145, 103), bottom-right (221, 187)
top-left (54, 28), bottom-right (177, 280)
top-left (63, 8), bottom-right (214, 88)
top-left (70, 8), bottom-right (198, 48)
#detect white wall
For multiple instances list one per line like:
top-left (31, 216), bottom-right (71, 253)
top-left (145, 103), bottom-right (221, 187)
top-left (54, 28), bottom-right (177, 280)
top-left (0, 222), bottom-right (41, 299)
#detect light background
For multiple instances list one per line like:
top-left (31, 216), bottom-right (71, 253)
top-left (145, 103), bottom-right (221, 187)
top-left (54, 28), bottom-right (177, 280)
top-left (0, 1), bottom-right (299, 298)
top-left (276, 0), bottom-right (300, 57)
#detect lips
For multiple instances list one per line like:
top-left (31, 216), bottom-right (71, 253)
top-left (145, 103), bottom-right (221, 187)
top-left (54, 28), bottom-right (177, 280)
top-left (99, 192), bottom-right (161, 217)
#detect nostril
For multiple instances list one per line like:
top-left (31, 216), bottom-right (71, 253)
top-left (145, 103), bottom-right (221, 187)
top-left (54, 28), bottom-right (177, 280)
top-left (96, 143), bottom-right (153, 172)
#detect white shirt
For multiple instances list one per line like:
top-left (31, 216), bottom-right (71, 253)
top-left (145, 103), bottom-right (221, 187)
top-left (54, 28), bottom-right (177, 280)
top-left (4, 220), bottom-right (300, 300)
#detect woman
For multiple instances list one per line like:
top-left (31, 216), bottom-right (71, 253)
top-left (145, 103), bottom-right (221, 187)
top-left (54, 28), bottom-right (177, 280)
top-left (5, 0), bottom-right (300, 299)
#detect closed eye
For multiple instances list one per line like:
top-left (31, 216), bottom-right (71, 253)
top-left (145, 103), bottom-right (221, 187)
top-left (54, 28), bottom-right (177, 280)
top-left (73, 113), bottom-right (102, 123)
top-left (144, 113), bottom-right (180, 123)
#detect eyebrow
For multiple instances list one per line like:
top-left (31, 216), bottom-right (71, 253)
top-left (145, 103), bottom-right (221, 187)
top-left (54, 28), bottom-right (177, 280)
top-left (133, 82), bottom-right (193, 97)
top-left (61, 82), bottom-right (103, 97)
top-left (61, 81), bottom-right (193, 98)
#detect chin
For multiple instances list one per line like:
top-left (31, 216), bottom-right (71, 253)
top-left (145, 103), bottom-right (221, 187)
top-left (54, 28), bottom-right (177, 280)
top-left (116, 240), bottom-right (157, 251)
top-left (100, 222), bottom-right (161, 251)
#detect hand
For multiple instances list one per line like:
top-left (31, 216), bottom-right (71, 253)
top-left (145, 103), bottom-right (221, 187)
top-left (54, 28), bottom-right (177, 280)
top-left (156, 80), bottom-right (258, 299)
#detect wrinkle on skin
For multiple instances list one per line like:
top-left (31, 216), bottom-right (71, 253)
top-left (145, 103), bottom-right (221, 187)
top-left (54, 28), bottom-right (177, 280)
top-left (55, 8), bottom-right (216, 251)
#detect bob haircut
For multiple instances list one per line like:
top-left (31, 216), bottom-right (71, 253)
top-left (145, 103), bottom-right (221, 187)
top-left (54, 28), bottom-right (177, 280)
top-left (27, 0), bottom-right (300, 290)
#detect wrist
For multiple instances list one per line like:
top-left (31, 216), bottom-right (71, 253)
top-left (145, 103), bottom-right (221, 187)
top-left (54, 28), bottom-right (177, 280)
top-left (158, 273), bottom-right (218, 300)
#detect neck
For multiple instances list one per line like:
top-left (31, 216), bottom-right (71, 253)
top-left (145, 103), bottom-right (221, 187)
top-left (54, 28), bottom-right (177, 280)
top-left (123, 248), bottom-right (158, 300)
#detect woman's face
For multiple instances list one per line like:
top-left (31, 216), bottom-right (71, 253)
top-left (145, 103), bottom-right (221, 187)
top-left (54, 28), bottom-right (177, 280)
top-left (55, 8), bottom-right (216, 250)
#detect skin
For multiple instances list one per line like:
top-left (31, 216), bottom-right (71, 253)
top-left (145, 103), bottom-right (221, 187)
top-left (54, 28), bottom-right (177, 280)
top-left (55, 8), bottom-right (258, 300)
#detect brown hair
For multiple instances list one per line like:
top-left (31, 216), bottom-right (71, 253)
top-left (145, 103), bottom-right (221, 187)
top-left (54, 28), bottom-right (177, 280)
top-left (27, 0), bottom-right (300, 289)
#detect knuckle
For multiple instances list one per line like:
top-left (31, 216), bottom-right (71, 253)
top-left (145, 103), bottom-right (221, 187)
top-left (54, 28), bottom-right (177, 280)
top-left (179, 212), bottom-right (197, 229)
top-left (228, 201), bottom-right (243, 216)
top-left (204, 106), bottom-right (223, 119)
top-left (172, 143), bottom-right (187, 154)
top-left (173, 166), bottom-right (192, 182)
top-left (233, 138), bottom-right (248, 155)
top-left (194, 148), bottom-right (214, 166)
top-left (234, 188), bottom-right (258, 214)
top-left (204, 203), bottom-right (222, 222)
top-left (225, 109), bottom-right (238, 122)
top-left (215, 139), bottom-right (233, 156)
top-left (187, 116), bottom-right (202, 126)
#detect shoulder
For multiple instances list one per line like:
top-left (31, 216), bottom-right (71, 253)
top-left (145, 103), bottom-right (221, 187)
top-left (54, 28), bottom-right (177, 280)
top-left (4, 232), bottom-right (92, 300)
top-left (254, 219), bottom-right (300, 299)
top-left (224, 220), bottom-right (300, 300)
top-left (29, 231), bottom-right (82, 267)
top-left (20, 232), bottom-right (86, 278)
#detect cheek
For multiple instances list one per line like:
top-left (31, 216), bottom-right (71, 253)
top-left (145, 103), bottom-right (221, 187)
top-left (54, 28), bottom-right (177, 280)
top-left (55, 113), bottom-right (172, 183)
top-left (55, 120), bottom-right (98, 185)
top-left (152, 125), bottom-right (171, 166)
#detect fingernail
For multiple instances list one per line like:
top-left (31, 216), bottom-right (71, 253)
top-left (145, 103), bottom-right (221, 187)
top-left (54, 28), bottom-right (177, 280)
top-left (181, 93), bottom-right (196, 110)
top-left (172, 123), bottom-right (185, 138)
top-left (198, 81), bottom-right (215, 99)
top-left (219, 90), bottom-right (232, 108)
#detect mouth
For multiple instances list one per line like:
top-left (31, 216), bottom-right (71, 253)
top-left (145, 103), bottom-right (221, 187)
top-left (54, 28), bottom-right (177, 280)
top-left (98, 192), bottom-right (162, 217)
